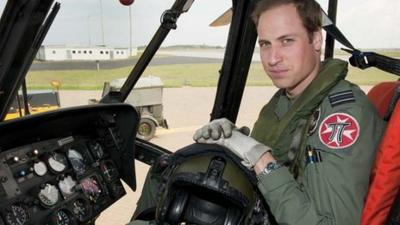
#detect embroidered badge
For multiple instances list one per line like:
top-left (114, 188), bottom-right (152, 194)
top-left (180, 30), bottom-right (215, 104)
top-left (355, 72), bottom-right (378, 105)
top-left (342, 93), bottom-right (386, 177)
top-left (318, 113), bottom-right (360, 149)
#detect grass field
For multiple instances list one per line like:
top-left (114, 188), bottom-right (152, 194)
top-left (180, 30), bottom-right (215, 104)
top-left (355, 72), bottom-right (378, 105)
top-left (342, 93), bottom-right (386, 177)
top-left (27, 62), bottom-right (399, 90)
top-left (27, 49), bottom-right (399, 89)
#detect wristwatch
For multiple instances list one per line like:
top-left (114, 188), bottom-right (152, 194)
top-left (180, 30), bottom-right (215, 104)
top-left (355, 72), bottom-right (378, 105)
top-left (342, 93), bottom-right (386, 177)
top-left (257, 161), bottom-right (282, 180)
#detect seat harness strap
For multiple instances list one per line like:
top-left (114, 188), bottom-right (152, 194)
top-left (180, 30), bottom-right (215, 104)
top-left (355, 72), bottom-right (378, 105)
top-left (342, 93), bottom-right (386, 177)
top-left (322, 12), bottom-right (400, 76)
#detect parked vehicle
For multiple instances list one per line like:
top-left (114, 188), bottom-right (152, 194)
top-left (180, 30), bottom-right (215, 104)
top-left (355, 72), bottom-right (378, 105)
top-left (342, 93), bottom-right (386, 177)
top-left (102, 76), bottom-right (168, 140)
top-left (5, 81), bottom-right (61, 120)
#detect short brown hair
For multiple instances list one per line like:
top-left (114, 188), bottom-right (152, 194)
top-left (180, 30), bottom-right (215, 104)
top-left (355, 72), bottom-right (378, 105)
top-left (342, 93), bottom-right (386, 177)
top-left (251, 0), bottom-right (322, 35)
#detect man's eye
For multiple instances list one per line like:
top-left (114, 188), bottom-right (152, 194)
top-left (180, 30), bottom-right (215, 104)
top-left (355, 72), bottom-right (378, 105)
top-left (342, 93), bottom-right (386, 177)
top-left (259, 42), bottom-right (270, 48)
top-left (282, 39), bottom-right (294, 45)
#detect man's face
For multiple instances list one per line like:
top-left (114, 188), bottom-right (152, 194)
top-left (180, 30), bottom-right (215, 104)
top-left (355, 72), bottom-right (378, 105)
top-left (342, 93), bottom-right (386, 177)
top-left (257, 4), bottom-right (322, 96)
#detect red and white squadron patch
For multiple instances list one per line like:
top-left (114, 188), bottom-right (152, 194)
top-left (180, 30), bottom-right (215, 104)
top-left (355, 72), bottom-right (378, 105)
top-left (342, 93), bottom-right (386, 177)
top-left (318, 113), bottom-right (360, 149)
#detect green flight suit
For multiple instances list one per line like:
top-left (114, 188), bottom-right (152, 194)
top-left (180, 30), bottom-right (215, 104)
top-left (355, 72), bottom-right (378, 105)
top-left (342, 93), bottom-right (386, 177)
top-left (128, 59), bottom-right (385, 225)
top-left (254, 78), bottom-right (385, 224)
top-left (131, 168), bottom-right (160, 220)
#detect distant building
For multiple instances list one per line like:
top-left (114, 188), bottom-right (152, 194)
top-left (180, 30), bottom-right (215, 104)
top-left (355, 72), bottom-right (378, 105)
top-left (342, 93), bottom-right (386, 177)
top-left (36, 45), bottom-right (137, 61)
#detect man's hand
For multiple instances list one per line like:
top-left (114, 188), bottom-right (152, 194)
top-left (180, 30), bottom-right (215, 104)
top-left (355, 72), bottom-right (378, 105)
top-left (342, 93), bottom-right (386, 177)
top-left (196, 129), bottom-right (271, 169)
top-left (193, 118), bottom-right (236, 141)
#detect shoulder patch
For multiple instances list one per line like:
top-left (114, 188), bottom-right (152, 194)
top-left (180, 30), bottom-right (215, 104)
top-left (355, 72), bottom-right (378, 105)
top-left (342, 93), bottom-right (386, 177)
top-left (318, 113), bottom-right (360, 149)
top-left (328, 90), bottom-right (355, 107)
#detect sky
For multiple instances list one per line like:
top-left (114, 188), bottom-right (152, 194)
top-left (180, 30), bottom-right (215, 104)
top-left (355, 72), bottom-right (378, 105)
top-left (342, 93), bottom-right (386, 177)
top-left (0, 0), bottom-right (399, 49)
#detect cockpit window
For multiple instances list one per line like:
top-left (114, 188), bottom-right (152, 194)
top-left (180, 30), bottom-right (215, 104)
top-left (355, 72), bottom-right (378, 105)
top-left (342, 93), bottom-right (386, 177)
top-left (0, 0), bottom-right (398, 224)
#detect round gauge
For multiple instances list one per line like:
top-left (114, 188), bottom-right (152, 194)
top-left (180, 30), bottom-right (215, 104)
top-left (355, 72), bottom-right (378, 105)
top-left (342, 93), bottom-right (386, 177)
top-left (100, 161), bottom-right (118, 181)
top-left (4, 204), bottom-right (30, 225)
top-left (33, 161), bottom-right (47, 176)
top-left (67, 149), bottom-right (86, 175)
top-left (58, 175), bottom-right (77, 198)
top-left (80, 177), bottom-right (102, 202)
top-left (90, 142), bottom-right (105, 159)
top-left (50, 209), bottom-right (74, 225)
top-left (72, 199), bottom-right (91, 222)
top-left (38, 183), bottom-right (59, 207)
top-left (48, 152), bottom-right (68, 173)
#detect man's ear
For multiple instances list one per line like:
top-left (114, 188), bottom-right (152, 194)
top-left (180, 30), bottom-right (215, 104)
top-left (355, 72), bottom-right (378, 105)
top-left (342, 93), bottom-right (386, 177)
top-left (312, 29), bottom-right (323, 52)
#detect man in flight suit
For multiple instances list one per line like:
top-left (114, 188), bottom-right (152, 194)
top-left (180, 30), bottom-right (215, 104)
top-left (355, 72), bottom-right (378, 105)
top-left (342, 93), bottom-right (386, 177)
top-left (194, 0), bottom-right (386, 224)
top-left (130, 0), bottom-right (385, 224)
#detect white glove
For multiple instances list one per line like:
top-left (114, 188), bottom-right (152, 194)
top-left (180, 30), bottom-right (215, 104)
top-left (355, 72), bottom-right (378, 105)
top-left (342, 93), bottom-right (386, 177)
top-left (196, 130), bottom-right (271, 169)
top-left (193, 118), bottom-right (236, 141)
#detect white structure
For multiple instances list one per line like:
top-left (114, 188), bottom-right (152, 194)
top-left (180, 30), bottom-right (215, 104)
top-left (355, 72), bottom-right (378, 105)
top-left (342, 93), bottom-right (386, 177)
top-left (36, 45), bottom-right (137, 61)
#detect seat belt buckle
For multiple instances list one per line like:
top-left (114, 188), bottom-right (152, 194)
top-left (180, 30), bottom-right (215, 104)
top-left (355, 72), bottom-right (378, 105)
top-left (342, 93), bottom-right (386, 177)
top-left (341, 48), bottom-right (371, 69)
top-left (350, 50), bottom-right (374, 69)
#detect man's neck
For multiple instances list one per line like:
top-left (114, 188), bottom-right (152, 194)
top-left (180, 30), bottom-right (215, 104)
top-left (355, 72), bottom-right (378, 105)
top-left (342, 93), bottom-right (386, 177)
top-left (286, 61), bottom-right (321, 98)
top-left (286, 91), bottom-right (297, 99)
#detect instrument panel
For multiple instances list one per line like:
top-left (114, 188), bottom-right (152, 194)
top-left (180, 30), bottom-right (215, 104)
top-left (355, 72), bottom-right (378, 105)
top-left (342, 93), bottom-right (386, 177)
top-left (0, 104), bottom-right (139, 225)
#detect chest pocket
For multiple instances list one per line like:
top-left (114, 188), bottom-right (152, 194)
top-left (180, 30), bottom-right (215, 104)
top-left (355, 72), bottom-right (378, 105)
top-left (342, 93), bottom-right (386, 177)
top-left (303, 153), bottom-right (335, 222)
top-left (302, 132), bottom-right (341, 216)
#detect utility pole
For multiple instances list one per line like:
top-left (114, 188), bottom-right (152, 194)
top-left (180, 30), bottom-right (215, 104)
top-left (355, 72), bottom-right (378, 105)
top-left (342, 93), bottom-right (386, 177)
top-left (99, 0), bottom-right (105, 46)
top-left (87, 16), bottom-right (92, 46)
top-left (129, 5), bottom-right (132, 56)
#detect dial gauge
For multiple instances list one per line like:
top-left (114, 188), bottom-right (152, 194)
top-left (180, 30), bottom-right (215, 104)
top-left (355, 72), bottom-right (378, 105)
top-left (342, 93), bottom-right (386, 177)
top-left (58, 175), bottom-right (77, 198)
top-left (67, 149), bottom-right (86, 175)
top-left (80, 177), bottom-right (102, 202)
top-left (72, 199), bottom-right (91, 222)
top-left (4, 204), bottom-right (30, 225)
top-left (33, 161), bottom-right (47, 176)
top-left (50, 209), bottom-right (73, 225)
top-left (48, 152), bottom-right (68, 173)
top-left (38, 183), bottom-right (59, 207)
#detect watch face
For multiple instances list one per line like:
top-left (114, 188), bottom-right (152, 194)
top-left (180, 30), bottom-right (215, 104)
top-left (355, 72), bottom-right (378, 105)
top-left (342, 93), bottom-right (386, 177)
top-left (264, 161), bottom-right (281, 175)
top-left (266, 162), bottom-right (276, 171)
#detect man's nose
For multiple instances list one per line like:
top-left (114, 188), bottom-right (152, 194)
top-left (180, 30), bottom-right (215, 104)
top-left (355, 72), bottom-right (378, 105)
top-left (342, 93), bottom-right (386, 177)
top-left (267, 46), bottom-right (283, 66)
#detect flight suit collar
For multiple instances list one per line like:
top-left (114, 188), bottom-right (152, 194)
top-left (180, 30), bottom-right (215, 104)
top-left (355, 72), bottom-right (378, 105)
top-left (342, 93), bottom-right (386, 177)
top-left (274, 91), bottom-right (297, 120)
